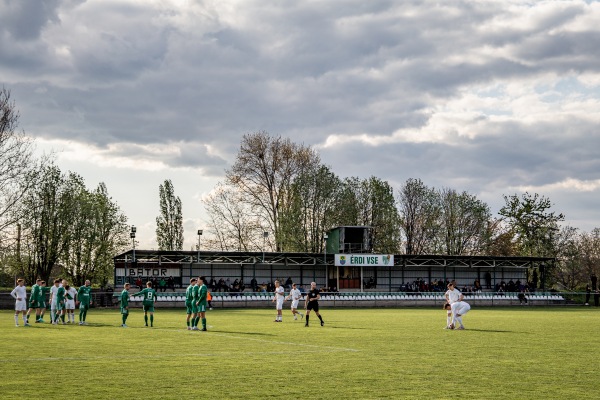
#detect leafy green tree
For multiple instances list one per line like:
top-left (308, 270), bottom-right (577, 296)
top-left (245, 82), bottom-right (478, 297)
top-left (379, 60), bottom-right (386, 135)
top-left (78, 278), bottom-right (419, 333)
top-left (156, 179), bottom-right (184, 251)
top-left (280, 165), bottom-right (343, 252)
top-left (499, 192), bottom-right (564, 257)
top-left (62, 181), bottom-right (129, 286)
top-left (439, 188), bottom-right (492, 255)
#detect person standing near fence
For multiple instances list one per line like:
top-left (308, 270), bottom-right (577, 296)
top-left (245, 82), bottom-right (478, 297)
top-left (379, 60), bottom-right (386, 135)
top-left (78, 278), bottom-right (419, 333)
top-left (64, 284), bottom-right (78, 323)
top-left (135, 281), bottom-right (157, 327)
top-left (285, 283), bottom-right (303, 320)
top-left (11, 279), bottom-right (28, 327)
top-left (120, 283), bottom-right (131, 327)
top-left (26, 279), bottom-right (41, 324)
top-left (304, 281), bottom-right (324, 327)
top-left (444, 283), bottom-right (463, 329)
top-left (185, 278), bottom-right (197, 330)
top-left (196, 276), bottom-right (209, 331)
top-left (77, 280), bottom-right (93, 325)
top-left (272, 280), bottom-right (285, 322)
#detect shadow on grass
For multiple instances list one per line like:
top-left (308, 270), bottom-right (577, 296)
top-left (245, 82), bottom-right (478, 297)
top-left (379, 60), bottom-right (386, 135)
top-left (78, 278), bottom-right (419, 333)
top-left (212, 330), bottom-right (275, 336)
top-left (464, 328), bottom-right (527, 334)
top-left (327, 326), bottom-right (371, 330)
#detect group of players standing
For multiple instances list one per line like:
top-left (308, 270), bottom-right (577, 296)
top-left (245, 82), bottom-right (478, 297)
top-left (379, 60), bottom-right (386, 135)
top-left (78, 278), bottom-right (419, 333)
top-left (10, 278), bottom-right (93, 326)
top-left (444, 281), bottom-right (471, 330)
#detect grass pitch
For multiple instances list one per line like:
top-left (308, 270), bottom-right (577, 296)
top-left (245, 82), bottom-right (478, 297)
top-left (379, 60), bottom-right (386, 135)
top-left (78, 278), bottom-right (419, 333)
top-left (1, 307), bottom-right (599, 399)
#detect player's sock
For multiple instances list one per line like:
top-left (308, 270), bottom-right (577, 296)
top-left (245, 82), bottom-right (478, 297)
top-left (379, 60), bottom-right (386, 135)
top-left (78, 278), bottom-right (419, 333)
top-left (447, 314), bottom-right (452, 327)
top-left (150, 315), bottom-right (154, 327)
top-left (61, 314), bottom-right (65, 323)
top-left (456, 316), bottom-right (463, 327)
top-left (51, 310), bottom-right (56, 323)
top-left (202, 318), bottom-right (206, 329)
top-left (187, 319), bottom-right (190, 327)
top-left (305, 315), bottom-right (309, 325)
top-left (23, 315), bottom-right (28, 324)
top-left (79, 310), bottom-right (83, 322)
top-left (318, 315), bottom-right (323, 323)
top-left (14, 314), bottom-right (18, 325)
top-left (84, 310), bottom-right (88, 322)
top-left (144, 315), bottom-right (148, 326)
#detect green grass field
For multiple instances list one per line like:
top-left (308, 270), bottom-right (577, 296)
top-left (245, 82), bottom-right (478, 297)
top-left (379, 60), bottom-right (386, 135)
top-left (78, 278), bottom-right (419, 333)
top-left (1, 307), bottom-right (599, 399)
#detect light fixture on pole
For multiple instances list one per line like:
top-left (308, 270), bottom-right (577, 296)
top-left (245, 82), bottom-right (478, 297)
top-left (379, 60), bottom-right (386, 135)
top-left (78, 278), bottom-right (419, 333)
top-left (130, 226), bottom-right (136, 263)
top-left (197, 229), bottom-right (203, 263)
top-left (262, 231), bottom-right (269, 263)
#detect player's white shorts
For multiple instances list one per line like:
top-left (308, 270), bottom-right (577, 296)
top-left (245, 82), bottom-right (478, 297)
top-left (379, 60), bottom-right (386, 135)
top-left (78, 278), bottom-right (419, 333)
top-left (453, 302), bottom-right (471, 316)
top-left (276, 298), bottom-right (284, 310)
top-left (65, 299), bottom-right (75, 310)
top-left (291, 300), bottom-right (300, 309)
top-left (15, 299), bottom-right (27, 311)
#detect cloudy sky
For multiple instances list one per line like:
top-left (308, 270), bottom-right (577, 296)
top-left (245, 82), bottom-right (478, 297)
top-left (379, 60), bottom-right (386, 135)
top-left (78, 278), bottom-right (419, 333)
top-left (2, 0), bottom-right (600, 250)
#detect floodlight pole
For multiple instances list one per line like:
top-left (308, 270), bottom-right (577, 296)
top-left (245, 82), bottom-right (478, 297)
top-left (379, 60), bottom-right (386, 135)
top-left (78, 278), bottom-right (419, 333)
top-left (262, 231), bottom-right (269, 263)
top-left (324, 233), bottom-right (328, 290)
top-left (197, 229), bottom-right (203, 263)
top-left (130, 226), bottom-right (137, 263)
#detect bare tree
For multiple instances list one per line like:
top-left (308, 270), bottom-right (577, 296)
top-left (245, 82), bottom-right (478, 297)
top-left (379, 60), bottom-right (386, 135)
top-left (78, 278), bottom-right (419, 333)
top-left (203, 183), bottom-right (263, 251)
top-left (226, 131), bottom-right (320, 251)
top-left (397, 178), bottom-right (442, 254)
top-left (0, 87), bottom-right (42, 241)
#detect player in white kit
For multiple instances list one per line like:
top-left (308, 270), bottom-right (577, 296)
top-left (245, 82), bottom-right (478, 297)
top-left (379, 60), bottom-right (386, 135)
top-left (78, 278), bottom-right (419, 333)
top-left (11, 279), bottom-right (28, 326)
top-left (444, 301), bottom-right (471, 330)
top-left (272, 280), bottom-right (285, 322)
top-left (444, 282), bottom-right (463, 329)
top-left (285, 283), bottom-right (304, 320)
top-left (64, 284), bottom-right (78, 323)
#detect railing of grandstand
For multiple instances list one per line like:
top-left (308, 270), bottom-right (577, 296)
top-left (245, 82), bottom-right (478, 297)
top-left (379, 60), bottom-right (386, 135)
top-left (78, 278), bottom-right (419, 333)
top-left (1, 291), bottom-right (598, 309)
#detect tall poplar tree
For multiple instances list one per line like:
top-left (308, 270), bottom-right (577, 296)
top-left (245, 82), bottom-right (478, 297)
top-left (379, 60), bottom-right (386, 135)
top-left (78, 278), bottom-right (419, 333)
top-left (156, 179), bottom-right (184, 251)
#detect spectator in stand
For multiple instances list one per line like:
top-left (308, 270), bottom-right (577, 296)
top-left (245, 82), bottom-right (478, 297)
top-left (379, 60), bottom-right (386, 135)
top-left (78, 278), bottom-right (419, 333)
top-left (136, 276), bottom-right (143, 289)
top-left (474, 280), bottom-right (482, 293)
top-left (218, 278), bottom-right (226, 292)
top-left (251, 277), bottom-right (258, 291)
top-left (484, 271), bottom-right (492, 289)
top-left (159, 278), bottom-right (167, 292)
top-left (285, 277), bottom-right (293, 289)
top-left (209, 278), bottom-right (216, 291)
top-left (585, 285), bottom-right (591, 306)
top-left (167, 276), bottom-right (175, 290)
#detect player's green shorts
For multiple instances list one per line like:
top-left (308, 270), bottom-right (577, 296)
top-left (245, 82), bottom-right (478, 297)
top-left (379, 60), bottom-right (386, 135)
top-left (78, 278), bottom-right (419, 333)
top-left (29, 300), bottom-right (40, 309)
top-left (197, 301), bottom-right (207, 313)
top-left (191, 303), bottom-right (199, 314)
top-left (40, 301), bottom-right (46, 309)
top-left (121, 307), bottom-right (129, 315)
top-left (143, 303), bottom-right (155, 312)
top-left (55, 302), bottom-right (65, 311)
top-left (79, 303), bottom-right (90, 311)
top-left (185, 302), bottom-right (193, 314)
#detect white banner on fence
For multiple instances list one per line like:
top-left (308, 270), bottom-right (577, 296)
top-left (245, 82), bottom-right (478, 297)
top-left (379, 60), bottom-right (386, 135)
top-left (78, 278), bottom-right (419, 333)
top-left (115, 266), bottom-right (181, 277)
top-left (334, 254), bottom-right (394, 267)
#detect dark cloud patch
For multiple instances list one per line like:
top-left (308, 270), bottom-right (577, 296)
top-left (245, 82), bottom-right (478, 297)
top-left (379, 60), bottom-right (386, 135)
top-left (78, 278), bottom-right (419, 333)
top-left (2, 0), bottom-right (600, 232)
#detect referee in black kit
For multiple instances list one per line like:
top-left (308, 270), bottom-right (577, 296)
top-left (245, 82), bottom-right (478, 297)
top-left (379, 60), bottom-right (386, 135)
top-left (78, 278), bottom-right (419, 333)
top-left (304, 281), bottom-right (325, 327)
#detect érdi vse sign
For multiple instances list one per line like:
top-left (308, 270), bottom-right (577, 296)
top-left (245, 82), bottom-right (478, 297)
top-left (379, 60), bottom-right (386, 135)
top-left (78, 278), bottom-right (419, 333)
top-left (334, 254), bottom-right (394, 267)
